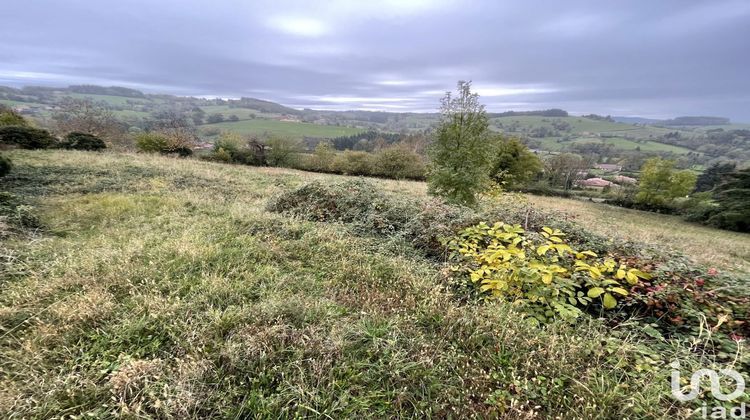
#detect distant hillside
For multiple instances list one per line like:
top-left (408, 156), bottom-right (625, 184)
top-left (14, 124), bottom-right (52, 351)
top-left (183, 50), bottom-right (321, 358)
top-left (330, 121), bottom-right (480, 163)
top-left (662, 116), bottom-right (730, 126)
top-left (488, 109), bottom-right (568, 118)
top-left (231, 97), bottom-right (301, 115)
top-left (613, 115), bottom-right (732, 126)
top-left (2, 84), bottom-right (748, 165)
top-left (612, 116), bottom-right (664, 125)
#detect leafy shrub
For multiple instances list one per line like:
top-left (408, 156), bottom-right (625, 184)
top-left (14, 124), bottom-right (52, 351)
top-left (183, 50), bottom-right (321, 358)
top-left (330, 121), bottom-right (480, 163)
top-left (264, 135), bottom-right (302, 167)
top-left (0, 106), bottom-right (28, 127)
top-left (0, 154), bottom-right (11, 177)
top-left (267, 180), bottom-right (409, 231)
top-left (136, 132), bottom-right (192, 156)
top-left (211, 132), bottom-right (264, 165)
top-left (371, 146), bottom-right (425, 180)
top-left (59, 132), bottom-right (107, 151)
top-left (489, 137), bottom-right (543, 188)
top-left (135, 132), bottom-right (169, 153)
top-left (268, 180), bottom-right (477, 254)
top-left (445, 222), bottom-right (651, 323)
top-left (330, 150), bottom-right (373, 176)
top-left (0, 126), bottom-right (56, 149)
top-left (310, 141), bottom-right (335, 172)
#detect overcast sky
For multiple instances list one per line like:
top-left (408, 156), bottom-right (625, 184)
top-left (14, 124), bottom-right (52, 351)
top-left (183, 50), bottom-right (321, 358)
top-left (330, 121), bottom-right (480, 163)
top-left (2, 0), bottom-right (749, 120)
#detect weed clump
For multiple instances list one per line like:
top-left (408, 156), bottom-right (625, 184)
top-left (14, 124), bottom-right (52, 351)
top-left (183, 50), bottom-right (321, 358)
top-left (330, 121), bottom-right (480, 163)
top-left (0, 192), bottom-right (41, 234)
top-left (268, 180), bottom-right (476, 254)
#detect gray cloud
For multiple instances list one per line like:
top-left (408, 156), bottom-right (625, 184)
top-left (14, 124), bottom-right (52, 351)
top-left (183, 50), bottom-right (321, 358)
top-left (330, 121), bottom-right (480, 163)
top-left (1, 0), bottom-right (749, 120)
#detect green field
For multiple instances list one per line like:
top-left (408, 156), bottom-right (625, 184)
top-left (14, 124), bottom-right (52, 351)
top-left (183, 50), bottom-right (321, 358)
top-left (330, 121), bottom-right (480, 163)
top-left (491, 116), bottom-right (698, 154)
top-left (202, 119), bottom-right (365, 139)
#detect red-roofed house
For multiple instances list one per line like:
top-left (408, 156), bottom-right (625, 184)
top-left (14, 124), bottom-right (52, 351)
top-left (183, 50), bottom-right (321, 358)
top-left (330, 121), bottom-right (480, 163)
top-left (577, 177), bottom-right (616, 189)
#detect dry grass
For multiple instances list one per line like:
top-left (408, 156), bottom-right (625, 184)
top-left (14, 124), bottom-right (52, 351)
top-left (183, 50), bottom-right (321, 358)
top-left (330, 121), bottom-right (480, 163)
top-left (525, 195), bottom-right (750, 274)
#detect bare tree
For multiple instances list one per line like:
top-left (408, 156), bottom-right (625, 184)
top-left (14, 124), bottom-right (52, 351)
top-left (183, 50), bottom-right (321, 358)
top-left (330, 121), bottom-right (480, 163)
top-left (544, 153), bottom-right (594, 190)
top-left (52, 98), bottom-right (124, 142)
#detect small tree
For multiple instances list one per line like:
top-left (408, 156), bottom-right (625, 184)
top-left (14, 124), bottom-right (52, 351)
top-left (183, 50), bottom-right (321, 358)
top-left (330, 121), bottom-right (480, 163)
top-left (52, 98), bottom-right (123, 143)
top-left (265, 135), bottom-right (302, 167)
top-left (489, 137), bottom-right (543, 189)
top-left (311, 141), bottom-right (335, 172)
top-left (636, 158), bottom-right (696, 206)
top-left (427, 81), bottom-right (492, 205)
top-left (706, 168), bottom-right (750, 232)
top-left (694, 162), bottom-right (736, 192)
top-left (543, 153), bottom-right (590, 190)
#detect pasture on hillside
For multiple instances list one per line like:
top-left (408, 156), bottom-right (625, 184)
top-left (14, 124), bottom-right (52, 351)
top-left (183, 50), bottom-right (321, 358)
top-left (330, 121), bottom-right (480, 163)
top-left (1, 150), bottom-right (748, 418)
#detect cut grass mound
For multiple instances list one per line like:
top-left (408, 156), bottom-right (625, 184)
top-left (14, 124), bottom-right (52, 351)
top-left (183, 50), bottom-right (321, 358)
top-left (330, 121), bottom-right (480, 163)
top-left (0, 150), bottom-right (745, 418)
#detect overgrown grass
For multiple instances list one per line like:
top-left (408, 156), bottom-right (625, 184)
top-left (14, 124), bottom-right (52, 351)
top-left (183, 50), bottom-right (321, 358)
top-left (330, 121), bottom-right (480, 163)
top-left (0, 150), bottom-right (744, 418)
top-left (526, 195), bottom-right (750, 275)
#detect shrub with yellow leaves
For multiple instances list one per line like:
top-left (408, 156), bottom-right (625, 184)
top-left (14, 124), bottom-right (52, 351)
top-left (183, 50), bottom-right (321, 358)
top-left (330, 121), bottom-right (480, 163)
top-left (446, 222), bottom-right (652, 323)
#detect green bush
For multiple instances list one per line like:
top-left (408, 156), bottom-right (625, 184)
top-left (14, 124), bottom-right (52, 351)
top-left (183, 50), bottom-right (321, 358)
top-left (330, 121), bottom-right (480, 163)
top-left (59, 132), bottom-right (107, 151)
top-left (0, 154), bottom-right (11, 177)
top-left (0, 106), bottom-right (28, 127)
top-left (135, 132), bottom-right (169, 153)
top-left (211, 132), bottom-right (264, 165)
top-left (268, 180), bottom-right (476, 254)
top-left (371, 146), bottom-right (425, 179)
top-left (265, 135), bottom-right (302, 167)
top-left (136, 132), bottom-right (192, 157)
top-left (331, 150), bottom-right (373, 176)
top-left (0, 126), bottom-right (56, 149)
top-left (309, 141), bottom-right (335, 172)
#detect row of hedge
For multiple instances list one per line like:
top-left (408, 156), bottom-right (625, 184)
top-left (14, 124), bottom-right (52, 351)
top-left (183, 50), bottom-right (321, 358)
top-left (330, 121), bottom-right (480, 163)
top-left (292, 147), bottom-right (426, 180)
top-left (0, 126), bottom-right (106, 151)
top-left (200, 133), bottom-right (427, 181)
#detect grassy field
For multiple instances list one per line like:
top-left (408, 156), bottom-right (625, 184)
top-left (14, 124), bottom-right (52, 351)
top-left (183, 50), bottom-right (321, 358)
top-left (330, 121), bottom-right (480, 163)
top-left (201, 119), bottom-right (364, 139)
top-left (490, 116), bottom-right (698, 154)
top-left (1, 150), bottom-right (746, 418)
top-left (526, 195), bottom-right (750, 274)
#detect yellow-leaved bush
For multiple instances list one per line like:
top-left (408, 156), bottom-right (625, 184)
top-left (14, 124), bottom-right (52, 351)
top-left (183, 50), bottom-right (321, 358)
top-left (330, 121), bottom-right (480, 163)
top-left (445, 222), bottom-right (652, 323)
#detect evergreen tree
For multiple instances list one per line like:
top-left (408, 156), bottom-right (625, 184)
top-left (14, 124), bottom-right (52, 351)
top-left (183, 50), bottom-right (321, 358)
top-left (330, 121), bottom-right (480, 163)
top-left (694, 162), bottom-right (736, 192)
top-left (707, 168), bottom-right (750, 232)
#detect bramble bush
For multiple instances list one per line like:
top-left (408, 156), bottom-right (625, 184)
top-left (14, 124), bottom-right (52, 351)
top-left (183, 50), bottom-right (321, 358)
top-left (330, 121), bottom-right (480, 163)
top-left (135, 132), bottom-right (193, 157)
top-left (0, 126), bottom-right (57, 149)
top-left (59, 132), bottom-right (107, 151)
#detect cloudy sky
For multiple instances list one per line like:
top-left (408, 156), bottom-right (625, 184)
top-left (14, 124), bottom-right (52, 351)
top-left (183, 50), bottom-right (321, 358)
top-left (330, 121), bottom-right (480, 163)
top-left (2, 0), bottom-right (749, 120)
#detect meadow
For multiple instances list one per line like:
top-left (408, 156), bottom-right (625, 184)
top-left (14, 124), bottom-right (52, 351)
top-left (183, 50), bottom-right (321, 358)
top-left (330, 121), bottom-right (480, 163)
top-left (1, 150), bottom-right (747, 418)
